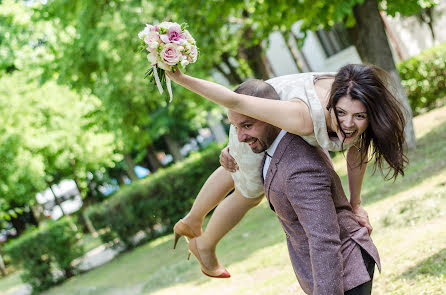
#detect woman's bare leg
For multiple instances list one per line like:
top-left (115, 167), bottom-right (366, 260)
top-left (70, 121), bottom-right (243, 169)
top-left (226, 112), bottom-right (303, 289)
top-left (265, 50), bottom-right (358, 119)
top-left (192, 188), bottom-right (264, 273)
top-left (181, 166), bottom-right (234, 234)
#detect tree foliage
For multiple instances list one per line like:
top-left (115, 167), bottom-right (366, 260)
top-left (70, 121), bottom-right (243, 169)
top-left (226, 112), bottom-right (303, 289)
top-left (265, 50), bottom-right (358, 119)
top-left (0, 72), bottom-right (120, 216)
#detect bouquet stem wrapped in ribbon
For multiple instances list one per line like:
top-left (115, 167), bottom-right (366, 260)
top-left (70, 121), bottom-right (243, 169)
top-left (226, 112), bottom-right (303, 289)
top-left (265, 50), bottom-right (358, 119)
top-left (138, 22), bottom-right (198, 102)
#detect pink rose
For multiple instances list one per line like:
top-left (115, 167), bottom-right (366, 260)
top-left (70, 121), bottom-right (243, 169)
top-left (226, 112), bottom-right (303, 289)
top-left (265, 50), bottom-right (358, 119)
top-left (160, 43), bottom-right (181, 66)
top-left (187, 45), bottom-right (198, 63)
top-left (160, 24), bottom-right (186, 45)
top-left (144, 31), bottom-right (160, 51)
top-left (138, 24), bottom-right (156, 40)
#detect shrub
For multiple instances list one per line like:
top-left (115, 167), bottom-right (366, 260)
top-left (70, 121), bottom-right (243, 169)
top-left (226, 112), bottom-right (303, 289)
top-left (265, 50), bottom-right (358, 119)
top-left (398, 43), bottom-right (446, 115)
top-left (4, 218), bottom-right (84, 293)
top-left (86, 143), bottom-right (223, 247)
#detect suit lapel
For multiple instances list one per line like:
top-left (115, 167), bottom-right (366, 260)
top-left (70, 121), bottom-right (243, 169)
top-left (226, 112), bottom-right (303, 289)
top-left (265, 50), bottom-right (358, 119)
top-left (263, 133), bottom-right (293, 198)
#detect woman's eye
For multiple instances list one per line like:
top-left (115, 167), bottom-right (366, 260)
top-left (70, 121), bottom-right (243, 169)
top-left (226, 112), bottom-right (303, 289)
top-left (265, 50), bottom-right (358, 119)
top-left (355, 114), bottom-right (367, 119)
top-left (336, 110), bottom-right (345, 116)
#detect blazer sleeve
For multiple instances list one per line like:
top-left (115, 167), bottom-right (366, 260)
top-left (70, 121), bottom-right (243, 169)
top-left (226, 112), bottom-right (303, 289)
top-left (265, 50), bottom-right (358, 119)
top-left (285, 163), bottom-right (344, 295)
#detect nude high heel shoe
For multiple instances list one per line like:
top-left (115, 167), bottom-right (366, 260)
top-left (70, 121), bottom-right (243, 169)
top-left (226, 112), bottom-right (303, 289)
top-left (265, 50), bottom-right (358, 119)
top-left (173, 219), bottom-right (201, 249)
top-left (188, 237), bottom-right (231, 278)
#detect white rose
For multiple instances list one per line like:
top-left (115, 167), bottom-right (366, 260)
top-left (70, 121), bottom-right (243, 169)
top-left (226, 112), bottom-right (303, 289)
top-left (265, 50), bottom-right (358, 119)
top-left (149, 41), bottom-right (159, 49)
top-left (147, 52), bottom-right (158, 65)
top-left (181, 59), bottom-right (190, 67)
top-left (157, 60), bottom-right (172, 71)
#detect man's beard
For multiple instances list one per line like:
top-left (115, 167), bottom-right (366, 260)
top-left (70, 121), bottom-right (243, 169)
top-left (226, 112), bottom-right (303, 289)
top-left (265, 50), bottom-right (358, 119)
top-left (249, 126), bottom-right (279, 153)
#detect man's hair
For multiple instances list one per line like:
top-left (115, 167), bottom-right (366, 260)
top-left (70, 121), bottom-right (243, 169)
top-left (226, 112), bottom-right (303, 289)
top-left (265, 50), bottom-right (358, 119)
top-left (233, 79), bottom-right (280, 100)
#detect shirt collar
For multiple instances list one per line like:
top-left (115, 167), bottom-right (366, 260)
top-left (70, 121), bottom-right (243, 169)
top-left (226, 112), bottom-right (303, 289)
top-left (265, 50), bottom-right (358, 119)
top-left (265, 130), bottom-right (287, 158)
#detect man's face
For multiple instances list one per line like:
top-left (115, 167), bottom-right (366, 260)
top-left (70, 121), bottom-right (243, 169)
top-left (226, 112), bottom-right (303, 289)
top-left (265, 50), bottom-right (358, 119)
top-left (228, 110), bottom-right (280, 153)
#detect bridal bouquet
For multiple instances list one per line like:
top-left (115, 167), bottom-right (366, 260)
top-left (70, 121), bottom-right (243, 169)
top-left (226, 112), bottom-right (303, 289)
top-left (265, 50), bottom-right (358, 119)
top-left (138, 22), bottom-right (198, 102)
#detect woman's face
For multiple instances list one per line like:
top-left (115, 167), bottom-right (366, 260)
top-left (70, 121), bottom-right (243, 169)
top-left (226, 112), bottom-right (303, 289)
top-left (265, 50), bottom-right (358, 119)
top-left (330, 95), bottom-right (369, 144)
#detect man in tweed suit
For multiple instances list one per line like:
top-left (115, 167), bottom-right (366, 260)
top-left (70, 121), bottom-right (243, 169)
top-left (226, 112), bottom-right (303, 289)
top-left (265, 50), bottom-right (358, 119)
top-left (228, 102), bottom-right (381, 294)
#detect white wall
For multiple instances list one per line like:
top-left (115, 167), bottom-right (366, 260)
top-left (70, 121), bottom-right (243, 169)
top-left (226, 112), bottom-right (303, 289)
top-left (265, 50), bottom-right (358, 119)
top-left (383, 1), bottom-right (446, 60)
top-left (266, 32), bottom-right (300, 76)
top-left (265, 2), bottom-right (445, 75)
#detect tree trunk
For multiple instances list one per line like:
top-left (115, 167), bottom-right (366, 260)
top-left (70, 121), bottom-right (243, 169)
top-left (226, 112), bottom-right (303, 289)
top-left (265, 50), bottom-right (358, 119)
top-left (417, 7), bottom-right (436, 42)
top-left (241, 41), bottom-right (273, 79)
top-left (70, 159), bottom-right (84, 197)
top-left (31, 203), bottom-right (44, 224)
top-left (237, 24), bottom-right (273, 80)
top-left (214, 52), bottom-right (244, 85)
top-left (82, 209), bottom-right (97, 236)
top-left (281, 31), bottom-right (304, 73)
top-left (48, 184), bottom-right (66, 217)
top-left (124, 153), bottom-right (138, 181)
top-left (164, 134), bottom-right (184, 162)
top-left (145, 144), bottom-right (162, 172)
top-left (348, 0), bottom-right (416, 150)
top-left (0, 254), bottom-right (5, 277)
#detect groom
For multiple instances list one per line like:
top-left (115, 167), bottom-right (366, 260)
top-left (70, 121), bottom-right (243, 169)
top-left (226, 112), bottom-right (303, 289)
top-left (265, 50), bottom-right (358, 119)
top-left (228, 82), bottom-right (380, 295)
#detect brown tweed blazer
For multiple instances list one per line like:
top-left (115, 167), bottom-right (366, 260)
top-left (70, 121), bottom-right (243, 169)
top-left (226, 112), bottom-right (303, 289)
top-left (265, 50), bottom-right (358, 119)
top-left (262, 132), bottom-right (381, 295)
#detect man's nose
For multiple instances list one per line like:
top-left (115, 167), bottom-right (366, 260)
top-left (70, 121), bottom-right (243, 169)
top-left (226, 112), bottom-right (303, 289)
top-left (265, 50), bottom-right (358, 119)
top-left (237, 130), bottom-right (247, 142)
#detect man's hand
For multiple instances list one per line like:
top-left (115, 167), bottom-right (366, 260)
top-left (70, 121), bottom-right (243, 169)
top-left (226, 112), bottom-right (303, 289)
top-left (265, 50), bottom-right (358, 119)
top-left (219, 146), bottom-right (239, 172)
top-left (351, 204), bottom-right (373, 235)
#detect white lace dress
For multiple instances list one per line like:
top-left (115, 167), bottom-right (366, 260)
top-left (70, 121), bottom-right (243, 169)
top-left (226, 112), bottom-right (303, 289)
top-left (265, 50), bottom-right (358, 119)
top-left (229, 72), bottom-right (354, 198)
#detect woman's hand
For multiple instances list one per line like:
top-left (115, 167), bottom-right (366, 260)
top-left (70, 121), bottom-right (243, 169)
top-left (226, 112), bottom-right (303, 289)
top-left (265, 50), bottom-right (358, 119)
top-left (165, 67), bottom-right (185, 83)
top-left (219, 146), bottom-right (239, 172)
top-left (351, 204), bottom-right (373, 235)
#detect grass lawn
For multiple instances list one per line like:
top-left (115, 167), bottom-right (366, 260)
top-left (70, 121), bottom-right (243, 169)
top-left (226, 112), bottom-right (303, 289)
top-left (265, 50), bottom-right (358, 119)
top-left (1, 105), bottom-right (445, 295)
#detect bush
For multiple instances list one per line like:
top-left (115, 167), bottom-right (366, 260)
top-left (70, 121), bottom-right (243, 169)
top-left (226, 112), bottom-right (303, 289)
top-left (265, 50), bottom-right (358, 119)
top-left (4, 218), bottom-right (84, 293)
top-left (398, 43), bottom-right (446, 115)
top-left (86, 143), bottom-right (223, 247)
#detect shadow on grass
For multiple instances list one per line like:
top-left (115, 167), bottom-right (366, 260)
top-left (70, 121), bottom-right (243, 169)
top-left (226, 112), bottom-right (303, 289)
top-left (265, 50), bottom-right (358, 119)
top-left (401, 248), bottom-right (446, 279)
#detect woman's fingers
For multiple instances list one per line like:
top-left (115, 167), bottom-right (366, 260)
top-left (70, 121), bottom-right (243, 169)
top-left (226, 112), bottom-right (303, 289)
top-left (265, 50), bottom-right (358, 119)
top-left (219, 146), bottom-right (239, 172)
top-left (352, 205), bottom-right (373, 235)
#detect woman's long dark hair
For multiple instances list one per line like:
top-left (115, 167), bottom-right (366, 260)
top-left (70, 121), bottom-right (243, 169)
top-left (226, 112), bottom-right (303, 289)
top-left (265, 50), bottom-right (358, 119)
top-left (326, 64), bottom-right (408, 180)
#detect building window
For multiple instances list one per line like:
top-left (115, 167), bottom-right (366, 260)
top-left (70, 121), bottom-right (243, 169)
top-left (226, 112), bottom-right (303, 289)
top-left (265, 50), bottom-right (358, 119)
top-left (316, 24), bottom-right (352, 57)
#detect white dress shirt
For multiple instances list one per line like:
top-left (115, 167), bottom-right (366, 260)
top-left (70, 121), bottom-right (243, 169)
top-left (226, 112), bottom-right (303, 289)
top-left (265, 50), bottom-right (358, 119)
top-left (262, 130), bottom-right (287, 180)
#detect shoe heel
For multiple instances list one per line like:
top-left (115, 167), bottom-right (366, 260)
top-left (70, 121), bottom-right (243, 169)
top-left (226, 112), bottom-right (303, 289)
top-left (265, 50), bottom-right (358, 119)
top-left (173, 232), bottom-right (181, 250)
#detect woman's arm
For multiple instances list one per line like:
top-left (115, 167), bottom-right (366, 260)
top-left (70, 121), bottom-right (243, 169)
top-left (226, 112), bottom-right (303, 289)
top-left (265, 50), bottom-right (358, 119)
top-left (167, 70), bottom-right (314, 136)
top-left (346, 146), bottom-right (372, 234)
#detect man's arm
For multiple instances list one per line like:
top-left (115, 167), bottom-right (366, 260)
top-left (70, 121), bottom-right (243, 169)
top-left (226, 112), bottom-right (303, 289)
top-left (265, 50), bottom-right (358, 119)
top-left (285, 163), bottom-right (344, 295)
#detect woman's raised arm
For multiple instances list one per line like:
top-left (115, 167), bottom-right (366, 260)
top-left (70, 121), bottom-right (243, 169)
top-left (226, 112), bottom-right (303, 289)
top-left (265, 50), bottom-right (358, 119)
top-left (167, 70), bottom-right (314, 136)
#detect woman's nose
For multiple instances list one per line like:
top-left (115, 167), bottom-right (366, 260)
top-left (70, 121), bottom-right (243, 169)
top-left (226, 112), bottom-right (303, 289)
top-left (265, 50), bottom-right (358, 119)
top-left (343, 116), bottom-right (354, 128)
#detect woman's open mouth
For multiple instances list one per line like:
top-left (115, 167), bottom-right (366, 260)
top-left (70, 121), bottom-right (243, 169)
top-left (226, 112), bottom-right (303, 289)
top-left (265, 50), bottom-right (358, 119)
top-left (343, 130), bottom-right (357, 139)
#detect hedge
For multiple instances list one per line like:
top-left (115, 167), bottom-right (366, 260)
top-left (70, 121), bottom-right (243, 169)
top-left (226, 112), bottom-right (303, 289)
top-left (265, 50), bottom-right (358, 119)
top-left (399, 42), bottom-right (446, 115)
top-left (4, 218), bottom-right (84, 293)
top-left (86, 143), bottom-right (223, 247)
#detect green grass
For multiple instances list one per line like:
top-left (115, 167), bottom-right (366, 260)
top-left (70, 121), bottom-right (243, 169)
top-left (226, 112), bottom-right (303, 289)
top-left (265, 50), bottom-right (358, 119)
top-left (1, 106), bottom-right (445, 295)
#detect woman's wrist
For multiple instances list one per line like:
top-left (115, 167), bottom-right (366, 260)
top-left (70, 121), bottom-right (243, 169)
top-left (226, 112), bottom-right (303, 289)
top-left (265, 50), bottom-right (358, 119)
top-left (350, 200), bottom-right (361, 209)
